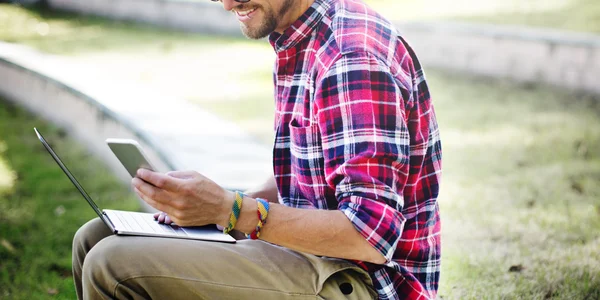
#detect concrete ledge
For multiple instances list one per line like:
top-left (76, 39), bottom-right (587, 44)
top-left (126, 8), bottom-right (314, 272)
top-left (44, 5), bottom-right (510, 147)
top-left (0, 56), bottom-right (173, 181)
top-left (0, 42), bottom-right (272, 193)
top-left (46, 0), bottom-right (600, 94)
top-left (399, 21), bottom-right (600, 48)
top-left (48, 0), bottom-right (242, 35)
top-left (397, 21), bottom-right (600, 94)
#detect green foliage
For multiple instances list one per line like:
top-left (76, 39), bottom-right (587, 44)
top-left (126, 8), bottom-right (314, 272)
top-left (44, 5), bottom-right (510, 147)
top-left (0, 101), bottom-right (140, 299)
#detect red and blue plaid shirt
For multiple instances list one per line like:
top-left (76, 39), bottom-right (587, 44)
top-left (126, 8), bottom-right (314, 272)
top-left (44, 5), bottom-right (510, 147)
top-left (270, 0), bottom-right (442, 299)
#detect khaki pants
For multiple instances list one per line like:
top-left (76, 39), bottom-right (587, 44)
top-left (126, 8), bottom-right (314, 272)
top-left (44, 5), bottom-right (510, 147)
top-left (72, 218), bottom-right (377, 300)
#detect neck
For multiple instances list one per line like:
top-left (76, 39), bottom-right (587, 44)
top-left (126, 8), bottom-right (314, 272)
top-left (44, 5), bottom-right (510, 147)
top-left (274, 0), bottom-right (315, 33)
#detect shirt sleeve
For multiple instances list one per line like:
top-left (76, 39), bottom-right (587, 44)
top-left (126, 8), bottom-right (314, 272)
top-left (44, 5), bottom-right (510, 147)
top-left (314, 51), bottom-right (409, 263)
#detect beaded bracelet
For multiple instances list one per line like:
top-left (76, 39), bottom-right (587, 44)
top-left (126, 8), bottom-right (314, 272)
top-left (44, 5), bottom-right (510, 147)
top-left (246, 198), bottom-right (270, 240)
top-left (223, 191), bottom-right (244, 235)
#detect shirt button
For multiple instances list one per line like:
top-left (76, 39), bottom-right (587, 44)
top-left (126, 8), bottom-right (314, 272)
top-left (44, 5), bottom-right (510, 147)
top-left (339, 282), bottom-right (353, 295)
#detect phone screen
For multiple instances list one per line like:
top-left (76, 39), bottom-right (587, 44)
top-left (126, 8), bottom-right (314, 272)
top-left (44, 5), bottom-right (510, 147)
top-left (107, 141), bottom-right (156, 178)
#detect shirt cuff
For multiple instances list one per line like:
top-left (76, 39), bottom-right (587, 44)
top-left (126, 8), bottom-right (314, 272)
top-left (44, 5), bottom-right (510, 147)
top-left (339, 197), bottom-right (405, 263)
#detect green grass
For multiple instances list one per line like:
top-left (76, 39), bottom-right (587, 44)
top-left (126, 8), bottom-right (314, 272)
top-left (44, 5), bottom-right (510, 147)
top-left (0, 101), bottom-right (140, 299)
top-left (456, 0), bottom-right (600, 34)
top-left (366, 0), bottom-right (600, 33)
top-left (430, 72), bottom-right (600, 299)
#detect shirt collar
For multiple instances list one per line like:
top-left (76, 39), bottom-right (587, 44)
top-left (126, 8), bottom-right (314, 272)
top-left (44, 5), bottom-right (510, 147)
top-left (268, 0), bottom-right (332, 53)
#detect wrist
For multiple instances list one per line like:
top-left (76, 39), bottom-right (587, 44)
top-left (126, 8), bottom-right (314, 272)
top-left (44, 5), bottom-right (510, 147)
top-left (244, 198), bottom-right (270, 240)
top-left (217, 190), bottom-right (235, 228)
top-left (235, 195), bottom-right (258, 235)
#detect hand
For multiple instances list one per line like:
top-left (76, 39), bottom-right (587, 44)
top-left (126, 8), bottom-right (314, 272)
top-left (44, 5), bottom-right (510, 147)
top-left (132, 169), bottom-right (234, 227)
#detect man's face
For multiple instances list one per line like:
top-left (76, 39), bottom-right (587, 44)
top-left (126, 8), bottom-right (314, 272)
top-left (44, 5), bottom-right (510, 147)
top-left (228, 0), bottom-right (295, 39)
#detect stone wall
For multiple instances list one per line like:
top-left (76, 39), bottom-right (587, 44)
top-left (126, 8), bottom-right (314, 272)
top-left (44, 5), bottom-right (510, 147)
top-left (48, 0), bottom-right (241, 35)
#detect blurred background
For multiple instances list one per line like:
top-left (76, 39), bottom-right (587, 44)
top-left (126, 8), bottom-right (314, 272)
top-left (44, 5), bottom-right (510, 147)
top-left (0, 0), bottom-right (599, 299)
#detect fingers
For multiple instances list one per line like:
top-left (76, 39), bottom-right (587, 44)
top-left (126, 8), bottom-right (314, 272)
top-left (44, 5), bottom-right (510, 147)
top-left (154, 211), bottom-right (174, 225)
top-left (152, 211), bottom-right (173, 225)
top-left (136, 169), bottom-right (181, 192)
top-left (157, 212), bottom-right (166, 223)
top-left (133, 186), bottom-right (172, 215)
top-left (132, 177), bottom-right (174, 204)
top-left (166, 170), bottom-right (198, 180)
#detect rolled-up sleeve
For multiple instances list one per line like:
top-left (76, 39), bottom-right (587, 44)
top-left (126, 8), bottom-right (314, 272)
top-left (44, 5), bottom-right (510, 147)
top-left (314, 51), bottom-right (409, 262)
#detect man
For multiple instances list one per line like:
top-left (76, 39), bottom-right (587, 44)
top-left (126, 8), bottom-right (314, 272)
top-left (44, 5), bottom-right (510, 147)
top-left (72, 0), bottom-right (442, 299)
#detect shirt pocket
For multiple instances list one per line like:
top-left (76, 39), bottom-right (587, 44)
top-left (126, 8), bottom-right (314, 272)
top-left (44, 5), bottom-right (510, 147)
top-left (288, 120), bottom-right (330, 209)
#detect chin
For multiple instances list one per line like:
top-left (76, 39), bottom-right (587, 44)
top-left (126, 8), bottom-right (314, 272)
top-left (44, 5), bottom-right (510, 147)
top-left (241, 25), bottom-right (273, 40)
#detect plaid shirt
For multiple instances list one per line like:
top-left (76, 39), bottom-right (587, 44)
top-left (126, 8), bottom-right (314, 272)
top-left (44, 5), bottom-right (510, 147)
top-left (269, 0), bottom-right (442, 299)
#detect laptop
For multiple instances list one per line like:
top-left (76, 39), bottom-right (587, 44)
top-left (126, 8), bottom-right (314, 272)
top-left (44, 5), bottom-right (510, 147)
top-left (34, 128), bottom-right (236, 243)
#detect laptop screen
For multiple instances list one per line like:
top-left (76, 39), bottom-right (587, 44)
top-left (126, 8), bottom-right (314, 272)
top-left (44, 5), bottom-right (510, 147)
top-left (34, 128), bottom-right (104, 218)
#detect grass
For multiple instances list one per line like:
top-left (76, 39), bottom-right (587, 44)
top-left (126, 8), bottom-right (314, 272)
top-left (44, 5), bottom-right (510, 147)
top-left (1, 4), bottom-right (599, 299)
top-left (366, 0), bottom-right (600, 33)
top-left (427, 72), bottom-right (600, 299)
top-left (0, 101), bottom-right (140, 299)
top-left (456, 0), bottom-right (600, 34)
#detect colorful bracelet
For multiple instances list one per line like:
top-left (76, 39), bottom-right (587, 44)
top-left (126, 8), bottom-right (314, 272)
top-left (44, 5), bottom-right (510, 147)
top-left (223, 191), bottom-right (244, 235)
top-left (246, 198), bottom-right (270, 240)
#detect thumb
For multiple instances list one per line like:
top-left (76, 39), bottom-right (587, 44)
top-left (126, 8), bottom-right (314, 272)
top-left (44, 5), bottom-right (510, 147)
top-left (166, 170), bottom-right (198, 180)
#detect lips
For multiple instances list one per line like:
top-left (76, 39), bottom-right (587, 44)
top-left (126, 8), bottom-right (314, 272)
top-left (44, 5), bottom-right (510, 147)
top-left (234, 7), bottom-right (258, 21)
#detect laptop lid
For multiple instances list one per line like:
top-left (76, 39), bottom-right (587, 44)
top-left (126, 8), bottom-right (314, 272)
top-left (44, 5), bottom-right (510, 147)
top-left (34, 128), bottom-right (105, 219)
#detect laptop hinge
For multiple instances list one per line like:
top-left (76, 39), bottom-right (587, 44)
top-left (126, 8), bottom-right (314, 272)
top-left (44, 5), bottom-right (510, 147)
top-left (102, 212), bottom-right (118, 234)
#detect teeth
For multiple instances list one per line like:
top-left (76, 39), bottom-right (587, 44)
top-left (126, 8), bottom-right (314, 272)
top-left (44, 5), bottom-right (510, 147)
top-left (237, 8), bottom-right (256, 16)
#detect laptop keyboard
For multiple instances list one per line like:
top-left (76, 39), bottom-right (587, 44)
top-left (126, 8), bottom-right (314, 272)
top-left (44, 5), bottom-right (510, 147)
top-left (110, 210), bottom-right (187, 237)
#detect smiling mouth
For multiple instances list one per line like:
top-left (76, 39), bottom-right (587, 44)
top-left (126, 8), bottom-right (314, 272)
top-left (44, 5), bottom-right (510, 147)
top-left (235, 7), bottom-right (257, 17)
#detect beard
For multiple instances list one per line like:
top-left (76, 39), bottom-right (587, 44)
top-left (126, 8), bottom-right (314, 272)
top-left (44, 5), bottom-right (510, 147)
top-left (239, 0), bottom-right (294, 39)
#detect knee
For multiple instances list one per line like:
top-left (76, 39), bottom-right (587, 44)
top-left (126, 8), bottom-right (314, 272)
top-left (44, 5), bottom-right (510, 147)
top-left (73, 218), bottom-right (111, 252)
top-left (82, 235), bottom-right (128, 271)
top-left (82, 234), bottom-right (151, 280)
top-left (81, 236), bottom-right (126, 295)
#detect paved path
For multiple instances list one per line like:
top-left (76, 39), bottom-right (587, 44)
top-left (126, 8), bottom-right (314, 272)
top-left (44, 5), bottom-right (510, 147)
top-left (0, 41), bottom-right (272, 191)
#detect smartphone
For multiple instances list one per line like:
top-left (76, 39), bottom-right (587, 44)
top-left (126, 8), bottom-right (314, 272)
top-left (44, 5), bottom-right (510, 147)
top-left (106, 138), bottom-right (157, 178)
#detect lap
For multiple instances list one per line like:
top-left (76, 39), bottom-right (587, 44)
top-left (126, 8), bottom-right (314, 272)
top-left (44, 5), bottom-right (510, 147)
top-left (78, 218), bottom-right (376, 299)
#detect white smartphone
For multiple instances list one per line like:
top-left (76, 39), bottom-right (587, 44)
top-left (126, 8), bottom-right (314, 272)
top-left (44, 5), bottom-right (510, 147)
top-left (106, 138), bottom-right (157, 178)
